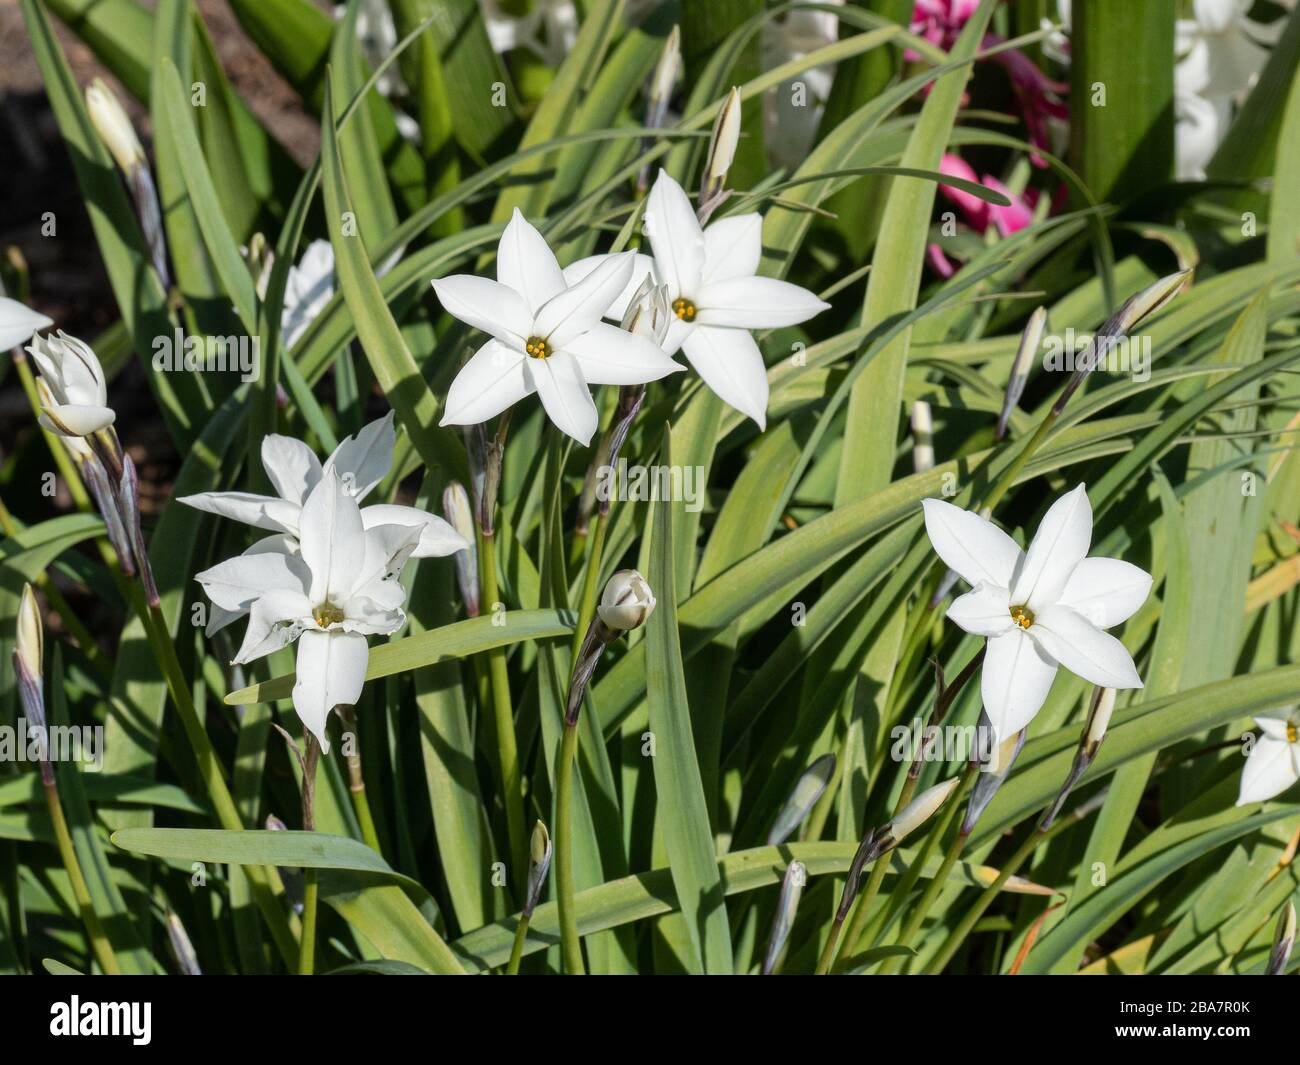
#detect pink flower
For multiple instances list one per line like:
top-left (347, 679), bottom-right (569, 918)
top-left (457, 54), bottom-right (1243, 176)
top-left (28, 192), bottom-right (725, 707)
top-left (928, 153), bottom-right (1040, 274)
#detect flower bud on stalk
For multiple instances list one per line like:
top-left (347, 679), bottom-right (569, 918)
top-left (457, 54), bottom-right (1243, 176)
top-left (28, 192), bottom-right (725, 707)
top-left (120, 453), bottom-right (161, 608)
top-left (13, 584), bottom-right (53, 785)
top-left (762, 860), bottom-right (806, 976)
top-left (464, 420), bottom-right (505, 537)
top-left (698, 87), bottom-right (741, 225)
top-left (56, 421), bottom-right (136, 578)
top-left (524, 820), bottom-right (553, 919)
top-left (1040, 687), bottom-right (1116, 830)
top-left (766, 753), bottom-right (835, 846)
top-left (86, 78), bottom-right (170, 291)
top-left (442, 482), bottom-right (480, 616)
top-left (996, 306), bottom-right (1046, 441)
top-left (565, 570), bottom-right (655, 726)
top-left (165, 908), bottom-right (202, 976)
top-left (1267, 900), bottom-right (1296, 976)
top-left (1051, 270), bottom-right (1190, 417)
top-left (637, 26), bottom-right (681, 197)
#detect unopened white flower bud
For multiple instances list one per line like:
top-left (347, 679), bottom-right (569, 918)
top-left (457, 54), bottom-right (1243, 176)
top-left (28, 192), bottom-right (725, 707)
top-left (1085, 687), bottom-right (1117, 750)
top-left (15, 583), bottom-right (42, 682)
top-left (1268, 900), bottom-right (1296, 976)
top-left (86, 78), bottom-right (145, 175)
top-left (700, 87), bottom-right (741, 210)
top-left (886, 776), bottom-right (959, 846)
top-left (597, 569), bottom-right (656, 631)
top-left (911, 401), bottom-right (933, 473)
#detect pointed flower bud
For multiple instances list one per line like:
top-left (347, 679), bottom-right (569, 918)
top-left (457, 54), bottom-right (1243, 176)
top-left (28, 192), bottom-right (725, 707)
top-left (882, 777), bottom-right (959, 850)
top-left (86, 78), bottom-right (145, 175)
top-left (442, 481), bottom-right (480, 616)
top-left (1084, 686), bottom-right (1117, 754)
top-left (648, 26), bottom-right (681, 124)
top-left (762, 860), bottom-right (806, 975)
top-left (962, 720), bottom-right (1026, 836)
top-left (1053, 270), bottom-right (1191, 416)
top-left (15, 583), bottom-right (43, 683)
top-left (1041, 686), bottom-right (1117, 830)
top-left (524, 819), bottom-right (553, 918)
top-left (597, 569), bottom-right (656, 631)
top-left (997, 306), bottom-right (1046, 440)
top-left (1267, 900), bottom-right (1296, 976)
top-left (621, 275), bottom-right (672, 347)
top-left (699, 86), bottom-right (741, 221)
top-left (767, 753), bottom-right (835, 846)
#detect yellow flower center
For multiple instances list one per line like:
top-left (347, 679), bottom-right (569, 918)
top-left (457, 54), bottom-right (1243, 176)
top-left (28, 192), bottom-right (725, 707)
top-left (313, 602), bottom-right (345, 628)
top-left (1288, 723), bottom-right (1298, 744)
top-left (524, 335), bottom-right (551, 359)
top-left (1009, 605), bottom-right (1035, 630)
top-left (671, 297), bottom-right (697, 322)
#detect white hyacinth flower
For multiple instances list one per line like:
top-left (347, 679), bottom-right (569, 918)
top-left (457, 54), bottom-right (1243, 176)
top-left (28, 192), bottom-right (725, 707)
top-left (565, 170), bottom-right (830, 429)
top-left (196, 472), bottom-right (422, 751)
top-left (180, 412), bottom-right (467, 561)
top-left (923, 484), bottom-right (1151, 741)
top-left (432, 209), bottom-right (683, 446)
top-left (1237, 706), bottom-right (1300, 806)
top-left (26, 331), bottom-right (116, 437)
top-left (0, 297), bottom-right (52, 351)
top-left (1175, 0), bottom-right (1281, 100)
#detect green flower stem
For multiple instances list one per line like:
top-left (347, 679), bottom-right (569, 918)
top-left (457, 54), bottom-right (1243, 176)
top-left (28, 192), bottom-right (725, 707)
top-left (299, 736), bottom-right (321, 976)
top-left (877, 765), bottom-right (980, 973)
top-left (814, 917), bottom-right (845, 976)
top-left (925, 809), bottom-right (1075, 974)
top-left (981, 408), bottom-right (1060, 515)
top-left (479, 528), bottom-right (526, 888)
top-left (506, 912), bottom-right (532, 975)
top-left (554, 720), bottom-right (585, 974)
top-left (571, 509), bottom-right (607, 666)
top-left (43, 780), bottom-right (120, 974)
top-left (835, 845), bottom-right (892, 969)
top-left (12, 354), bottom-right (91, 512)
top-left (340, 708), bottom-right (382, 853)
top-left (138, 598), bottom-right (300, 968)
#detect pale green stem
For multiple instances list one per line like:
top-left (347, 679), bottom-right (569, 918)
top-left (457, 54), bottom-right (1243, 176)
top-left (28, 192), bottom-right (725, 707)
top-left (44, 781), bottom-right (120, 974)
top-left (554, 721), bottom-right (585, 974)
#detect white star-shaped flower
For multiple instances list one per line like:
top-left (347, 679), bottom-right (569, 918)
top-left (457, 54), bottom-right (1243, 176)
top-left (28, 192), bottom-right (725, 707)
top-left (1237, 706), bottom-right (1300, 806)
top-left (26, 331), bottom-right (116, 438)
top-left (923, 483), bottom-right (1151, 740)
top-left (196, 471), bottom-right (422, 751)
top-left (180, 412), bottom-right (466, 561)
top-left (432, 209), bottom-right (683, 446)
top-left (564, 169), bottom-right (831, 429)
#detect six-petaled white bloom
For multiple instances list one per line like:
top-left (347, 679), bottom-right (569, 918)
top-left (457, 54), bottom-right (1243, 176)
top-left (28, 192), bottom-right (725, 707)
top-left (196, 471), bottom-right (423, 751)
top-left (26, 331), bottom-right (116, 437)
top-left (923, 484), bottom-right (1150, 741)
top-left (0, 297), bottom-right (53, 351)
top-left (180, 412), bottom-right (466, 561)
top-left (1237, 706), bottom-right (1300, 806)
top-left (565, 170), bottom-right (830, 429)
top-left (433, 209), bottom-right (683, 445)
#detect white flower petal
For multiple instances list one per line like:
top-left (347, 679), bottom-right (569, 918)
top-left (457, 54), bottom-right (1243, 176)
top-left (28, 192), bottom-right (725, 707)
top-left (299, 472), bottom-right (368, 605)
top-left (1058, 556), bottom-right (1153, 629)
top-left (695, 275), bottom-right (830, 329)
top-left (232, 588), bottom-right (313, 665)
top-left (497, 208), bottom-right (565, 314)
top-left (560, 253), bottom-right (658, 322)
top-left (680, 325), bottom-right (769, 429)
top-left (440, 339), bottom-right (532, 427)
top-left (262, 433), bottom-right (323, 506)
top-left (1237, 736), bottom-right (1300, 805)
top-left (646, 169), bottom-right (704, 300)
top-left (535, 252), bottom-right (635, 348)
top-left (920, 498), bottom-right (1023, 589)
top-left (178, 491), bottom-right (302, 535)
top-left (324, 412), bottom-right (395, 500)
top-left (1030, 604), bottom-right (1143, 689)
top-left (40, 405), bottom-right (116, 437)
top-left (431, 274), bottom-right (532, 345)
top-left (203, 535), bottom-right (301, 635)
top-left (526, 350), bottom-right (599, 445)
top-left (361, 503), bottom-right (470, 558)
top-left (946, 584), bottom-right (1014, 637)
top-left (701, 213), bottom-right (763, 285)
top-left (982, 627), bottom-right (1059, 740)
top-left (1010, 483), bottom-right (1093, 612)
top-left (196, 549), bottom-right (311, 612)
top-left (0, 298), bottom-right (53, 350)
top-left (292, 629), bottom-right (370, 754)
top-left (562, 322), bottom-right (684, 385)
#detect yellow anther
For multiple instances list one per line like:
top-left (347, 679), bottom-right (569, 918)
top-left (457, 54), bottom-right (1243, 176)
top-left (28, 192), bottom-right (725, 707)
top-left (525, 335), bottom-right (551, 359)
top-left (671, 297), bottom-right (697, 322)
top-left (1009, 606), bottom-right (1035, 630)
top-left (313, 602), bottom-right (344, 628)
